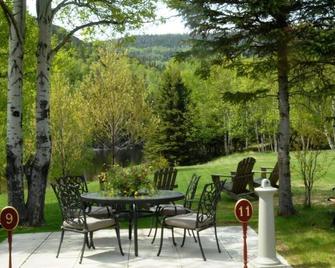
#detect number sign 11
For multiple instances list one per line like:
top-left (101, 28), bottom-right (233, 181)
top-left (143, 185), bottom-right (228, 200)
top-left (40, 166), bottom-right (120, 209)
top-left (234, 199), bottom-right (253, 268)
top-left (234, 199), bottom-right (253, 223)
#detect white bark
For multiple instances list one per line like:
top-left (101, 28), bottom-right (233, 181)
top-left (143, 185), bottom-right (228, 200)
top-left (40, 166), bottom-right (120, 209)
top-left (27, 0), bottom-right (52, 225)
top-left (6, 0), bottom-right (26, 220)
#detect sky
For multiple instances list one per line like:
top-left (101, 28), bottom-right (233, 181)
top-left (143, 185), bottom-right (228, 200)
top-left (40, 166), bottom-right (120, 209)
top-left (26, 1), bottom-right (189, 37)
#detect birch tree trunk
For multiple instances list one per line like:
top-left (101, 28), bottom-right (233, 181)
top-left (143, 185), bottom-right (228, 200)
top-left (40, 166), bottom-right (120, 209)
top-left (255, 123), bottom-right (260, 152)
top-left (26, 0), bottom-right (52, 225)
top-left (6, 0), bottom-right (26, 221)
top-left (273, 132), bottom-right (278, 153)
top-left (324, 127), bottom-right (335, 150)
top-left (277, 32), bottom-right (295, 216)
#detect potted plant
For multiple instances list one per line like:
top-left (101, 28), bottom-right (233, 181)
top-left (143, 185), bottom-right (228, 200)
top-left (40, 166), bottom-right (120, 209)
top-left (98, 164), bottom-right (155, 197)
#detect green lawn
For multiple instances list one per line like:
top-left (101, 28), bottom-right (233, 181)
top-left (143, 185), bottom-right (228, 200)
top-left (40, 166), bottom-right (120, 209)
top-left (1, 151), bottom-right (335, 267)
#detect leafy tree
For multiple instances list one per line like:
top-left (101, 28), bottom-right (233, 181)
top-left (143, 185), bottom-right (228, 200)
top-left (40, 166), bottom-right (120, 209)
top-left (82, 48), bottom-right (155, 166)
top-left (50, 75), bottom-right (92, 178)
top-left (168, 0), bottom-right (335, 216)
top-left (151, 61), bottom-right (191, 165)
top-left (1, 0), bottom-right (156, 225)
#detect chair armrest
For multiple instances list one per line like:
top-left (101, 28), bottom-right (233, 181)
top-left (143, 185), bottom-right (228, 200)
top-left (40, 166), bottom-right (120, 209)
top-left (211, 174), bottom-right (233, 178)
top-left (253, 170), bottom-right (272, 174)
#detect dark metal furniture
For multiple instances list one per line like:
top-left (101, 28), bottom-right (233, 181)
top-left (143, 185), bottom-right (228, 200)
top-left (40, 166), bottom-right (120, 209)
top-left (150, 174), bottom-right (201, 244)
top-left (212, 157), bottom-right (256, 200)
top-left (157, 183), bottom-right (222, 261)
top-left (81, 190), bottom-right (184, 257)
top-left (51, 180), bottom-right (123, 264)
top-left (154, 167), bottom-right (178, 190)
top-left (55, 175), bottom-right (111, 218)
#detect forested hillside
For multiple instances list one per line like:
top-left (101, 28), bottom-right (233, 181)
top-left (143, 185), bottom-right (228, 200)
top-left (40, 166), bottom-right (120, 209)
top-left (124, 34), bottom-right (190, 67)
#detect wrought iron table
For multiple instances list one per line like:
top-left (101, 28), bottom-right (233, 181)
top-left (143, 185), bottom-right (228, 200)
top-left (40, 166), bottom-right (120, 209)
top-left (81, 190), bottom-right (184, 256)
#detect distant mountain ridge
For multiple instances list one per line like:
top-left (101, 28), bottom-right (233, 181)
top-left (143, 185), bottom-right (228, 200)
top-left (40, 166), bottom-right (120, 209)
top-left (52, 24), bottom-right (191, 67)
top-left (124, 34), bottom-right (191, 67)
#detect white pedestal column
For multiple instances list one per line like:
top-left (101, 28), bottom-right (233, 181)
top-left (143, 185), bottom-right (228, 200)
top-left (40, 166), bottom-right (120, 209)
top-left (250, 179), bottom-right (289, 268)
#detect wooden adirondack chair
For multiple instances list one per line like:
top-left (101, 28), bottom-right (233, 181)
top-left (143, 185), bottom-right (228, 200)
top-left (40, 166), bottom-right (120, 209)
top-left (253, 162), bottom-right (279, 188)
top-left (211, 157), bottom-right (256, 200)
top-left (154, 167), bottom-right (178, 190)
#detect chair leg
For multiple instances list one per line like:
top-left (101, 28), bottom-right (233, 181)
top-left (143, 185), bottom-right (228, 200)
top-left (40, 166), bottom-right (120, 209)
top-left (181, 229), bottom-right (186, 248)
top-left (157, 224), bottom-right (165, 256)
top-left (214, 224), bottom-right (221, 253)
top-left (187, 229), bottom-right (191, 236)
top-left (171, 228), bottom-right (177, 246)
top-left (56, 229), bottom-right (65, 258)
top-left (192, 230), bottom-right (197, 243)
top-left (115, 226), bottom-right (124, 256)
top-left (79, 233), bottom-right (88, 264)
top-left (85, 232), bottom-right (90, 248)
top-left (89, 232), bottom-right (95, 249)
top-left (147, 214), bottom-right (155, 237)
top-left (197, 231), bottom-right (206, 261)
top-left (151, 214), bottom-right (160, 244)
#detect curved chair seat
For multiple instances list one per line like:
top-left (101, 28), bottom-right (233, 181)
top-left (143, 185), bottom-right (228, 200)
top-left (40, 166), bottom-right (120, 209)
top-left (157, 183), bottom-right (221, 261)
top-left (51, 179), bottom-right (124, 264)
top-left (63, 216), bottom-right (115, 231)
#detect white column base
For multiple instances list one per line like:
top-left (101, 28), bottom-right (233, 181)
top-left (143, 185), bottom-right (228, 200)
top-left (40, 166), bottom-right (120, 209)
top-left (250, 256), bottom-right (290, 268)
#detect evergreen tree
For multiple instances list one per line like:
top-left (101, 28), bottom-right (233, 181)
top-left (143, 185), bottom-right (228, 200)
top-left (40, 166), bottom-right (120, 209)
top-left (167, 0), bottom-right (335, 216)
top-left (154, 62), bottom-right (191, 165)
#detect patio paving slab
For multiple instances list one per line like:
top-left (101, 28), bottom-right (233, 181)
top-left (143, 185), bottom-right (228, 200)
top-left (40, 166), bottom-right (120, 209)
top-left (0, 226), bottom-right (290, 268)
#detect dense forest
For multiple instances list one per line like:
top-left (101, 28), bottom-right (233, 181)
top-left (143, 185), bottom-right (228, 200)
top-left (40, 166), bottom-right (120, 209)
top-left (1, 28), bottom-right (334, 177)
top-left (1, 0), bottom-right (334, 224)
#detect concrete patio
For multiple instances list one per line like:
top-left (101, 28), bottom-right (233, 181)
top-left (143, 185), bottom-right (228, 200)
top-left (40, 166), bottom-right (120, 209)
top-left (0, 226), bottom-right (290, 268)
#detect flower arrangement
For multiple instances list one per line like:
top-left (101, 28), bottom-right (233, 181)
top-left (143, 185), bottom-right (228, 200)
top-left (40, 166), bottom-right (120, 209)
top-left (98, 164), bottom-right (155, 197)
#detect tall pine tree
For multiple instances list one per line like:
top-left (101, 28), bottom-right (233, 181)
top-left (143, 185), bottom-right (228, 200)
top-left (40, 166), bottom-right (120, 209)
top-left (167, 0), bottom-right (335, 216)
top-left (154, 62), bottom-right (191, 165)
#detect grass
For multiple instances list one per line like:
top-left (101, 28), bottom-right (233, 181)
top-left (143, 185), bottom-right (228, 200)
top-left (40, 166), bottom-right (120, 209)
top-left (1, 150), bottom-right (335, 267)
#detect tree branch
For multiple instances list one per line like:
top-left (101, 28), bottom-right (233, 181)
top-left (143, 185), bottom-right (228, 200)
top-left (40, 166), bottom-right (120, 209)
top-left (51, 0), bottom-right (76, 19)
top-left (0, 0), bottom-right (23, 44)
top-left (50, 19), bottom-right (121, 57)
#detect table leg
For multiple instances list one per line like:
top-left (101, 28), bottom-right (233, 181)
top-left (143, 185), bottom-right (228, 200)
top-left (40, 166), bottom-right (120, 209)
top-left (133, 203), bottom-right (138, 256)
top-left (128, 213), bottom-right (132, 240)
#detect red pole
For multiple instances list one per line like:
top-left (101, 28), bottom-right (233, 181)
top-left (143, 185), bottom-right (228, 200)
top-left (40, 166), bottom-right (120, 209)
top-left (8, 231), bottom-right (12, 268)
top-left (243, 222), bottom-right (248, 268)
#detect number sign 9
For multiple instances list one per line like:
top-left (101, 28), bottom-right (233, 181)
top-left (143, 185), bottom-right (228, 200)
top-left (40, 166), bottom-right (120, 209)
top-left (234, 199), bottom-right (253, 223)
top-left (0, 206), bottom-right (19, 231)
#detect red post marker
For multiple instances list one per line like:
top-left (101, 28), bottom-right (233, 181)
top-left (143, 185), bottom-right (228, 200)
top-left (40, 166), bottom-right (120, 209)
top-left (234, 199), bottom-right (253, 268)
top-left (0, 206), bottom-right (19, 268)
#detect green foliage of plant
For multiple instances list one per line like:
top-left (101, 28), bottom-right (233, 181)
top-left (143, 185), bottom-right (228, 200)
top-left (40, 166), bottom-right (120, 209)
top-left (49, 74), bottom-right (93, 178)
top-left (98, 164), bottom-right (155, 197)
top-left (148, 60), bottom-right (192, 165)
top-left (81, 47), bottom-right (156, 165)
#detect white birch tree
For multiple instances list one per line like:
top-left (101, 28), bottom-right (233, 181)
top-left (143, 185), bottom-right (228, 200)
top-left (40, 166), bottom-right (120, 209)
top-left (2, 0), bottom-right (156, 225)
top-left (0, 0), bottom-right (27, 221)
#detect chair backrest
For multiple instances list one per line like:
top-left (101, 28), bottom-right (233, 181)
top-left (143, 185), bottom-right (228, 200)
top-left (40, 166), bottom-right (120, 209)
top-left (235, 157), bottom-right (256, 176)
top-left (56, 175), bottom-right (88, 194)
top-left (196, 183), bottom-right (221, 228)
top-left (51, 180), bottom-right (84, 225)
top-left (153, 167), bottom-right (177, 190)
top-left (183, 174), bottom-right (201, 209)
top-left (268, 162), bottom-right (279, 187)
top-left (231, 157), bottom-right (255, 194)
top-left (231, 174), bottom-right (254, 194)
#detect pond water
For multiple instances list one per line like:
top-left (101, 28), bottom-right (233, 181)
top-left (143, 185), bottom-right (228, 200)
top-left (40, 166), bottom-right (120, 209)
top-left (85, 145), bottom-right (144, 180)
